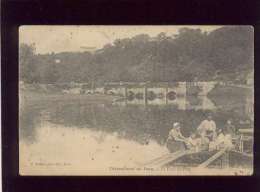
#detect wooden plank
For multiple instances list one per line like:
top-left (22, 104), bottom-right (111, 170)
top-left (145, 150), bottom-right (197, 168)
top-left (141, 151), bottom-right (182, 167)
top-left (239, 129), bottom-right (253, 134)
top-left (141, 153), bottom-right (175, 167)
top-left (151, 151), bottom-right (187, 167)
top-left (197, 148), bottom-right (227, 169)
top-left (230, 150), bottom-right (253, 158)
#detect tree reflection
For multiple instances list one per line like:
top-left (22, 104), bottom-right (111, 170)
top-left (20, 91), bottom-right (253, 146)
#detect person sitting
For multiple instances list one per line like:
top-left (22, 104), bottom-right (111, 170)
top-left (224, 119), bottom-right (236, 137)
top-left (209, 128), bottom-right (234, 151)
top-left (186, 133), bottom-right (197, 148)
top-left (166, 122), bottom-right (187, 153)
top-left (186, 132), bottom-right (202, 151)
top-left (197, 113), bottom-right (217, 142)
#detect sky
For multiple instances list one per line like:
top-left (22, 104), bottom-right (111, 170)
top-left (19, 25), bottom-right (222, 54)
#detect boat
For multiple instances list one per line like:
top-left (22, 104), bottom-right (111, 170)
top-left (142, 128), bottom-right (253, 170)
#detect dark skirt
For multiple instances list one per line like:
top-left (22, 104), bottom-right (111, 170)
top-left (166, 139), bottom-right (186, 153)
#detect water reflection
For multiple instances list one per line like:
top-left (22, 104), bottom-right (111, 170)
top-left (19, 88), bottom-right (253, 175)
top-left (115, 95), bottom-right (217, 111)
top-left (20, 123), bottom-right (169, 175)
top-left (19, 87), bottom-right (254, 174)
top-left (20, 93), bottom-right (253, 147)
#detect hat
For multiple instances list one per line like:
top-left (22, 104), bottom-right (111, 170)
top-left (217, 128), bottom-right (223, 133)
top-left (173, 122), bottom-right (180, 128)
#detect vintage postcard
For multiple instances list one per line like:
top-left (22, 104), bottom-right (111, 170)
top-left (19, 25), bottom-right (254, 175)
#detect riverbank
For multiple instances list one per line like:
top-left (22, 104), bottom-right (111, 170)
top-left (20, 90), bottom-right (122, 105)
top-left (208, 84), bottom-right (253, 97)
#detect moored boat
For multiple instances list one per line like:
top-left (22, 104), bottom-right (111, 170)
top-left (143, 128), bottom-right (253, 170)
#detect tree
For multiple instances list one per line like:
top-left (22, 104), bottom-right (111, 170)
top-left (19, 26), bottom-right (253, 84)
top-left (19, 43), bottom-right (38, 83)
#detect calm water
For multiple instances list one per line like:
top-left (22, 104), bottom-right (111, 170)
top-left (19, 90), bottom-right (254, 175)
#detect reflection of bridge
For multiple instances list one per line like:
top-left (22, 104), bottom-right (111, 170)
top-left (104, 82), bottom-right (217, 99)
top-left (113, 95), bottom-right (217, 111)
top-left (89, 82), bottom-right (217, 110)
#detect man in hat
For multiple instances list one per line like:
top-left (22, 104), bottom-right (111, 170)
top-left (197, 113), bottom-right (217, 142)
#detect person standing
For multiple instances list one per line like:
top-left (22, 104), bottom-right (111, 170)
top-left (197, 113), bottom-right (217, 142)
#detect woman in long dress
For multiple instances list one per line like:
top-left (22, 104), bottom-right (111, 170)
top-left (166, 122), bottom-right (187, 153)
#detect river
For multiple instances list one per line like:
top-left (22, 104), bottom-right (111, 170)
top-left (19, 87), bottom-right (254, 175)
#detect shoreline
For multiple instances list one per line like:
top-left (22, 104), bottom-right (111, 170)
top-left (20, 90), bottom-right (123, 104)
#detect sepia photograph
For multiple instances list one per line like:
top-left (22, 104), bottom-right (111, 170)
top-left (19, 25), bottom-right (254, 176)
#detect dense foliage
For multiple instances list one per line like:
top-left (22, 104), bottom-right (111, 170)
top-left (19, 26), bottom-right (253, 84)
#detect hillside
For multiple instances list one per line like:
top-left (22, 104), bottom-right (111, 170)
top-left (19, 26), bottom-right (254, 84)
